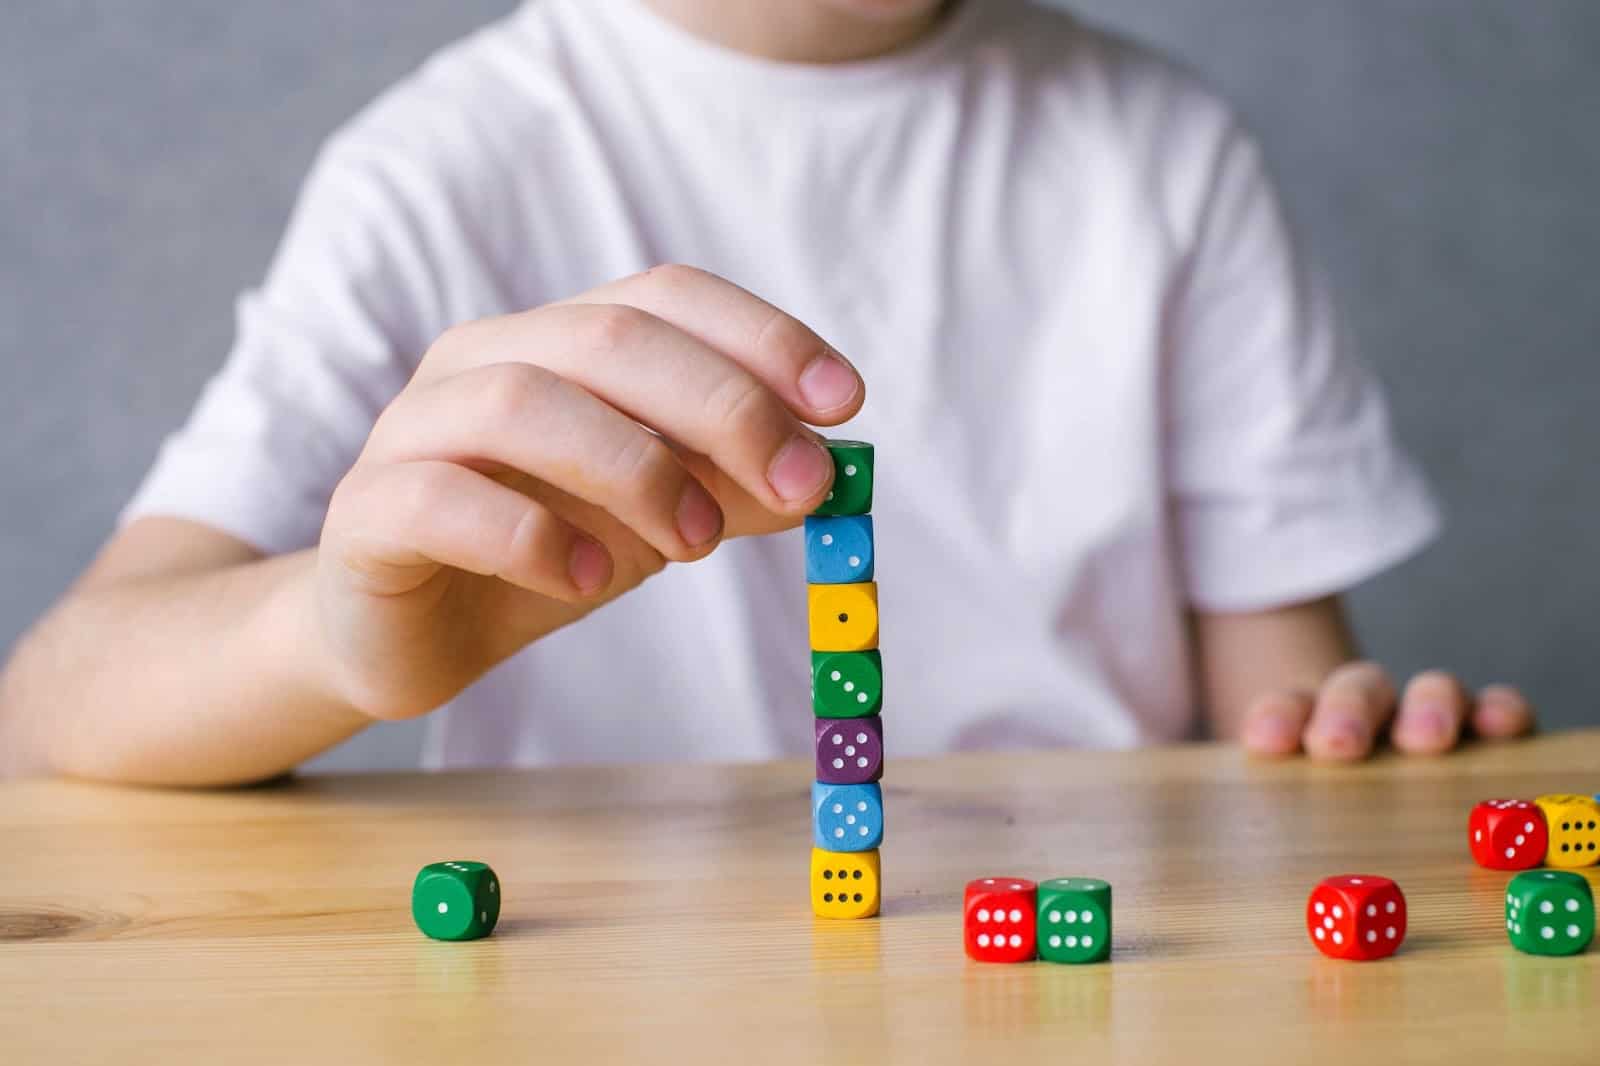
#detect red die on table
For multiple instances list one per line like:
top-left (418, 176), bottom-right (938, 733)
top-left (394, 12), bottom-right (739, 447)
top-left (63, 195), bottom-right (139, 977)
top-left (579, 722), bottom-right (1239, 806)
top-left (1306, 875), bottom-right (1406, 961)
top-left (1468, 799), bottom-right (1548, 871)
top-left (964, 877), bottom-right (1038, 963)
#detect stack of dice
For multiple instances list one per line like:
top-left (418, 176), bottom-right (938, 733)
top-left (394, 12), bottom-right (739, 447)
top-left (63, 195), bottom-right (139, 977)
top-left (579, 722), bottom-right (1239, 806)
top-left (805, 441), bottom-right (885, 920)
top-left (1468, 793), bottom-right (1599, 956)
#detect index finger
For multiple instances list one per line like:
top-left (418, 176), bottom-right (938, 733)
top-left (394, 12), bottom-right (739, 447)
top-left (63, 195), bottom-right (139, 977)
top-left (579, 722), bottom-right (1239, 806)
top-left (562, 264), bottom-right (865, 425)
top-left (413, 302), bottom-right (838, 518)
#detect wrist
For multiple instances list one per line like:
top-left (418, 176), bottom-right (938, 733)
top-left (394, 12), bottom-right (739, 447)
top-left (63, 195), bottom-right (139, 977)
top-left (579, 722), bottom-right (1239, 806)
top-left (263, 551), bottom-right (376, 730)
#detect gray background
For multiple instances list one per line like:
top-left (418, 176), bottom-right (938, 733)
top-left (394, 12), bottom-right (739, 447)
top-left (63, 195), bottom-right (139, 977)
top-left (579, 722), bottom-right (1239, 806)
top-left (3, 2), bottom-right (1596, 771)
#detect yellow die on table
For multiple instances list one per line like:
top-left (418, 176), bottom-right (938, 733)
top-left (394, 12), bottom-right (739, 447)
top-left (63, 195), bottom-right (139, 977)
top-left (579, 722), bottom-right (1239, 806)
top-left (811, 847), bottom-right (881, 919)
top-left (1535, 795), bottom-right (1600, 868)
top-left (807, 582), bottom-right (879, 652)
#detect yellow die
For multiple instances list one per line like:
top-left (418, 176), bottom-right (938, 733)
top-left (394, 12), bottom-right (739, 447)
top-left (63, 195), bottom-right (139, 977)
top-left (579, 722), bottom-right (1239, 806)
top-left (1535, 794), bottom-right (1600, 868)
top-left (808, 582), bottom-right (879, 652)
top-left (811, 847), bottom-right (881, 920)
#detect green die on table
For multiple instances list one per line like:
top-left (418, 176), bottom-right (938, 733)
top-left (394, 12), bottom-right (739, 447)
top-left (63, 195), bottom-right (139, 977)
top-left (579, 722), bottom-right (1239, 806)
top-left (1037, 877), bottom-right (1111, 964)
top-left (413, 860), bottom-right (501, 941)
top-left (1506, 870), bottom-right (1594, 956)
top-left (812, 440), bottom-right (874, 516)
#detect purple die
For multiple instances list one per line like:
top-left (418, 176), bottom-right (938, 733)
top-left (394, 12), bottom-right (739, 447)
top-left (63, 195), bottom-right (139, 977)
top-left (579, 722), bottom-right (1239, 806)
top-left (815, 716), bottom-right (883, 784)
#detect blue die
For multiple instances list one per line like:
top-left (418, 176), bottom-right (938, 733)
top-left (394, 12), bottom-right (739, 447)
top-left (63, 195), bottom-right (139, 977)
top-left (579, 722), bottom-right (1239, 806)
top-left (812, 781), bottom-right (883, 852)
top-left (804, 515), bottom-right (874, 584)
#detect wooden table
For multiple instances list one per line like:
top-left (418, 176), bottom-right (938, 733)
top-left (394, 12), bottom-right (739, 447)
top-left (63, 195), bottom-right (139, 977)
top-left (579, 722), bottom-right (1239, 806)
top-left (2, 731), bottom-right (1597, 1064)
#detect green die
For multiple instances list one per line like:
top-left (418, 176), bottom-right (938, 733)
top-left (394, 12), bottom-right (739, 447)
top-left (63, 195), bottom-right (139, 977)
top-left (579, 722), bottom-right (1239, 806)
top-left (1506, 870), bottom-right (1594, 956)
top-left (812, 650), bottom-right (883, 718)
top-left (1037, 878), bottom-right (1111, 964)
top-left (812, 440), bottom-right (874, 516)
top-left (412, 860), bottom-right (501, 941)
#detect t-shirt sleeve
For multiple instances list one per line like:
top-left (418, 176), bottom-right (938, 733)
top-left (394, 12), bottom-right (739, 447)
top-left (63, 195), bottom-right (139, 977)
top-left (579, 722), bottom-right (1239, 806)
top-left (1163, 120), bottom-right (1441, 612)
top-left (119, 133), bottom-right (451, 554)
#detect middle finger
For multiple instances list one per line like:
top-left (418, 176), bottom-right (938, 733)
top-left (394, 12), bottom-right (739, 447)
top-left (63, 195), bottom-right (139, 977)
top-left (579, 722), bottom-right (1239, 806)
top-left (1303, 661), bottom-right (1398, 762)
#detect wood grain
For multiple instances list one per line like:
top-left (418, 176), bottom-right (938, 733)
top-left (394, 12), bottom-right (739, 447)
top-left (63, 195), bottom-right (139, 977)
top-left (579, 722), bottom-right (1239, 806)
top-left (2, 732), bottom-right (1598, 1064)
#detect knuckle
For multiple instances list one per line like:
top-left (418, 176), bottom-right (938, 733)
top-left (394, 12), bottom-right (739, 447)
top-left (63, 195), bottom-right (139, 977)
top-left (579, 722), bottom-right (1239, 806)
top-left (504, 507), bottom-right (584, 600)
top-left (1313, 681), bottom-right (1379, 720)
top-left (703, 372), bottom-right (785, 445)
top-left (475, 362), bottom-right (559, 426)
top-left (576, 303), bottom-right (654, 354)
top-left (1480, 683), bottom-right (1528, 707)
top-left (1252, 691), bottom-right (1310, 718)
top-left (368, 396), bottom-right (406, 445)
top-left (1330, 659), bottom-right (1381, 680)
top-left (604, 429), bottom-right (681, 500)
top-left (325, 465), bottom-right (375, 526)
top-left (393, 462), bottom-right (455, 525)
top-left (752, 306), bottom-right (826, 372)
top-left (1330, 660), bottom-right (1393, 696)
top-left (640, 262), bottom-right (711, 295)
top-left (427, 319), bottom-right (483, 365)
top-left (504, 502), bottom-right (549, 571)
top-left (1408, 669), bottom-right (1458, 691)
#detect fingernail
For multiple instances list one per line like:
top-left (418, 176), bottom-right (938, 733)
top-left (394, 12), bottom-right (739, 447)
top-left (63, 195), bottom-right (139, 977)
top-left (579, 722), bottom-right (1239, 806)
top-left (1251, 713), bottom-right (1300, 747)
top-left (796, 350), bottom-right (860, 412)
top-left (675, 480), bottom-right (723, 548)
top-left (1312, 720), bottom-right (1365, 755)
top-left (1405, 704), bottom-right (1454, 740)
top-left (767, 435), bottom-right (832, 502)
top-left (568, 536), bottom-right (612, 594)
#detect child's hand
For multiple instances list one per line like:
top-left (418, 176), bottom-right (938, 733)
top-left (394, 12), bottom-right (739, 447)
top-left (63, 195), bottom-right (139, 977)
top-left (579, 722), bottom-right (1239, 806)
top-left (313, 265), bottom-right (864, 720)
top-left (1240, 663), bottom-right (1536, 761)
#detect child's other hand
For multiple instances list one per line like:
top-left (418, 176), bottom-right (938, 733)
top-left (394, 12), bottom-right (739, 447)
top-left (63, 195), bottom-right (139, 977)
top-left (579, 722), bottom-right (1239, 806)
top-left (314, 265), bottom-right (864, 720)
top-left (1240, 663), bottom-right (1536, 761)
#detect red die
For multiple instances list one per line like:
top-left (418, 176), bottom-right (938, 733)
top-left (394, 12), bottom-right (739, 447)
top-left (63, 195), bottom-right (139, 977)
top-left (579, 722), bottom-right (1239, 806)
top-left (1468, 799), bottom-right (1548, 870)
top-left (964, 877), bottom-right (1038, 963)
top-left (1306, 875), bottom-right (1406, 961)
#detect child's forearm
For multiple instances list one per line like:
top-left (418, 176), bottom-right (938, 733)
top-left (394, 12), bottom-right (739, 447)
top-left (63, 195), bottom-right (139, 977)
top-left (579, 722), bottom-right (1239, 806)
top-left (3, 268), bottom-right (866, 784)
top-left (0, 549), bottom-right (369, 786)
top-left (1190, 597), bottom-right (1535, 761)
top-left (1190, 596), bottom-right (1358, 740)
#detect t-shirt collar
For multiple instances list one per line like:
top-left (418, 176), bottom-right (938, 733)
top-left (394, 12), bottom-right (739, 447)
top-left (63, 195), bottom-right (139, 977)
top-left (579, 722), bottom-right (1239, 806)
top-left (572, 0), bottom-right (995, 99)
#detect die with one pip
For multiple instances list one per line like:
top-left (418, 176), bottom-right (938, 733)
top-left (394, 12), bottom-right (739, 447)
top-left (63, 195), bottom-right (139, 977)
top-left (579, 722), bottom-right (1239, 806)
top-left (1306, 875), bottom-right (1406, 961)
top-left (412, 860), bottom-right (500, 941)
top-left (807, 582), bottom-right (879, 652)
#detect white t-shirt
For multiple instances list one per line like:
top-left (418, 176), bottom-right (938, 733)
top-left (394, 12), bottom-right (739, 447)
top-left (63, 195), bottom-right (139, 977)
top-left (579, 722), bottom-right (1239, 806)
top-left (123, 0), bottom-right (1440, 768)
